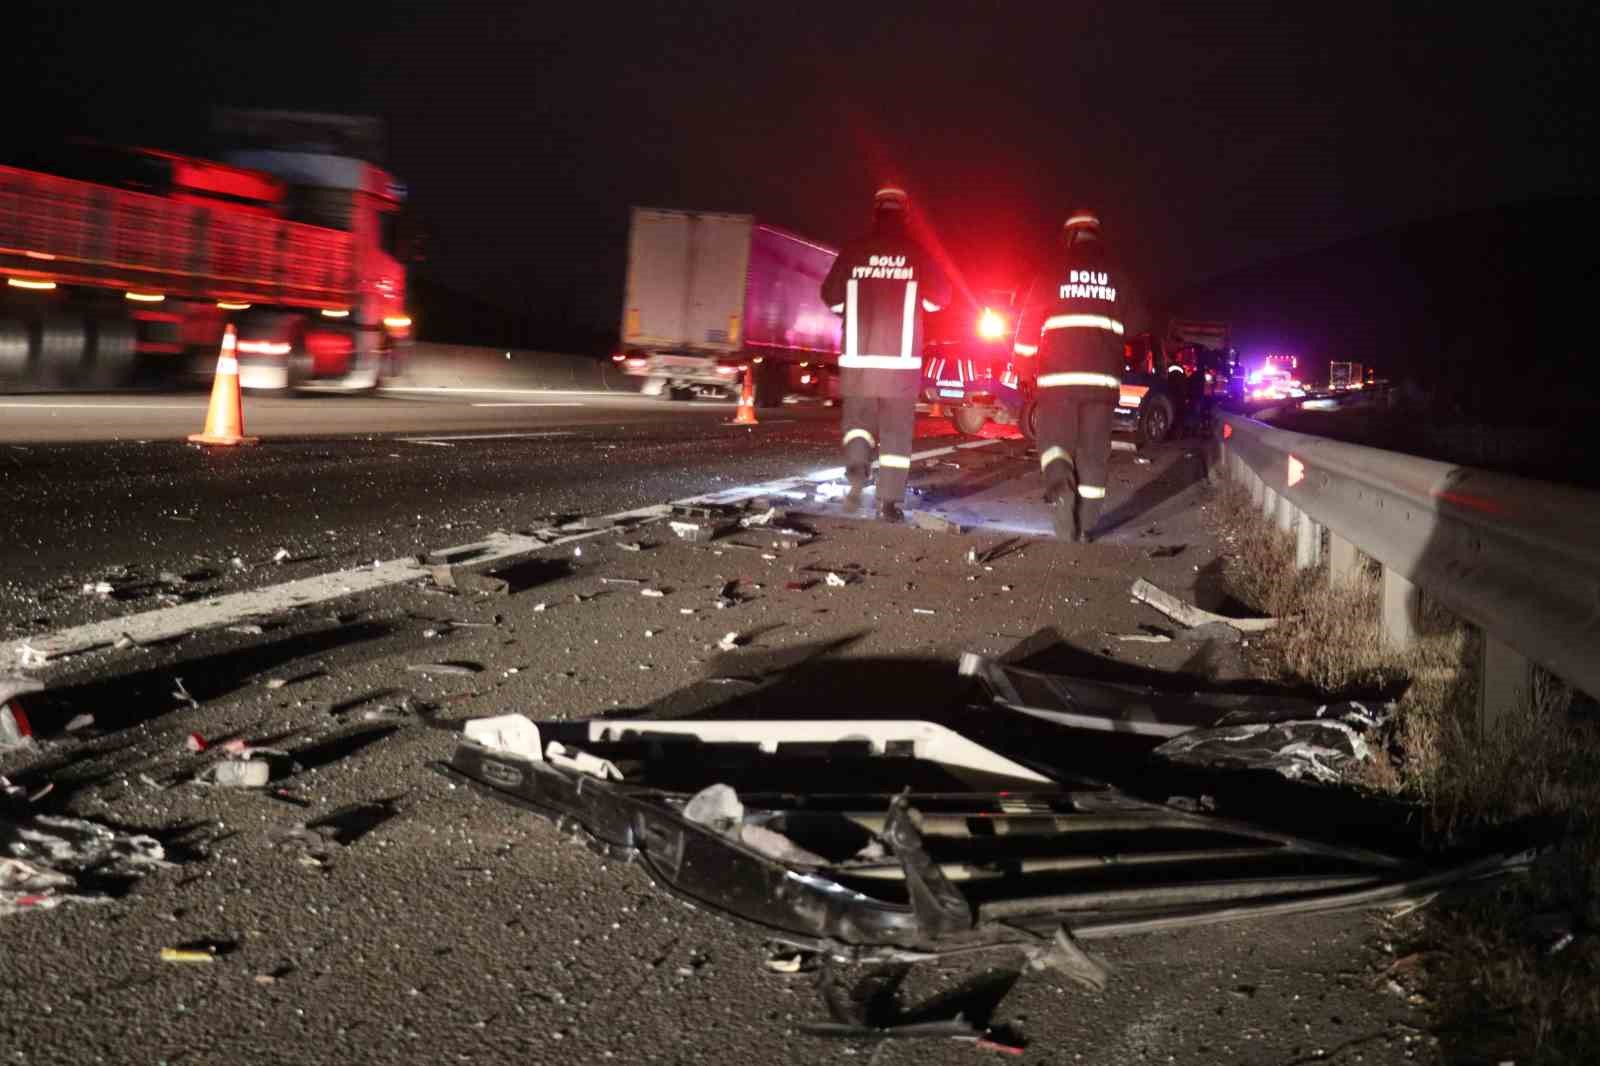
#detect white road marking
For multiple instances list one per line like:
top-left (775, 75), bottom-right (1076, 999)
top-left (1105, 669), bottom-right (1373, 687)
top-left (470, 402), bottom-right (585, 408)
top-left (14, 439), bottom-right (1004, 668)
top-left (0, 403), bottom-right (205, 410)
top-left (381, 386), bottom-right (622, 398)
top-left (399, 431), bottom-right (576, 445)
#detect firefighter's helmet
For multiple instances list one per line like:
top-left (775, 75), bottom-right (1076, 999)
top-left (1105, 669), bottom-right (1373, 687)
top-left (874, 186), bottom-right (909, 213)
top-left (1063, 208), bottom-right (1101, 236)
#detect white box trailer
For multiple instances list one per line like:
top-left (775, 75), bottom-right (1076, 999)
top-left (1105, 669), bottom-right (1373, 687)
top-left (618, 208), bottom-right (840, 404)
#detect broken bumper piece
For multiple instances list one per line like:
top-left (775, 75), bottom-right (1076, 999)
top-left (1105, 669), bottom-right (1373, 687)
top-left (438, 712), bottom-right (1529, 964)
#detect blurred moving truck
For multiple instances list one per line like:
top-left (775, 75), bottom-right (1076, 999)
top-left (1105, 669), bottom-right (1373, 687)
top-left (0, 111), bottom-right (411, 393)
top-left (616, 208), bottom-right (840, 405)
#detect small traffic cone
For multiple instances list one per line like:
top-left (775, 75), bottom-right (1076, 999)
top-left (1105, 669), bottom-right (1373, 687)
top-left (188, 325), bottom-right (259, 446)
top-left (731, 364), bottom-right (759, 425)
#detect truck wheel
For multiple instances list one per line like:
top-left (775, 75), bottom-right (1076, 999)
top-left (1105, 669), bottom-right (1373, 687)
top-left (1020, 399), bottom-right (1040, 443)
top-left (37, 316), bottom-right (86, 388)
top-left (0, 320), bottom-right (30, 383)
top-left (754, 361), bottom-right (784, 408)
top-left (953, 406), bottom-right (988, 436)
top-left (84, 318), bottom-right (136, 388)
top-left (1137, 393), bottom-right (1176, 446)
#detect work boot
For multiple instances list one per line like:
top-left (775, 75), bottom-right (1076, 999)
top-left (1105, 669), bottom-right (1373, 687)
top-left (843, 481), bottom-right (864, 513)
top-left (878, 501), bottom-right (905, 524)
top-left (1051, 494), bottom-right (1080, 542)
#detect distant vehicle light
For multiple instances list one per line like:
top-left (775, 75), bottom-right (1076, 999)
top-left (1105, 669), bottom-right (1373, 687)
top-left (715, 365), bottom-right (738, 376)
top-left (625, 356), bottom-right (649, 369)
top-left (383, 315), bottom-right (413, 329)
top-left (611, 352), bottom-right (627, 363)
top-left (7, 278), bottom-right (57, 290)
top-left (977, 308), bottom-right (1007, 341)
top-left (237, 340), bottom-right (292, 356)
top-left (125, 291), bottom-right (165, 302)
top-left (800, 373), bottom-right (812, 385)
top-left (217, 301), bottom-right (252, 311)
top-left (321, 308), bottom-right (350, 318)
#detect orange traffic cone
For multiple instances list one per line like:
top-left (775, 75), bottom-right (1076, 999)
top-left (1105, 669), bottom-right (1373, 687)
top-left (731, 364), bottom-right (759, 425)
top-left (188, 325), bottom-right (259, 446)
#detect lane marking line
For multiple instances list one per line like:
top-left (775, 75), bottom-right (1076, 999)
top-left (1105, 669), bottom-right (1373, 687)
top-left (12, 437), bottom-right (1007, 667)
top-left (381, 386), bottom-right (625, 398)
top-left (399, 431), bottom-right (577, 444)
top-left (0, 403), bottom-right (206, 410)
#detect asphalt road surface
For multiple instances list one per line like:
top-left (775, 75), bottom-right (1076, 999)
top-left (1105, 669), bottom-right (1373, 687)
top-left (1, 389), bottom-right (1446, 1064)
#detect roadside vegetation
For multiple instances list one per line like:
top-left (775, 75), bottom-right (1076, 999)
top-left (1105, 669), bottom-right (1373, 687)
top-left (1212, 483), bottom-right (1600, 1064)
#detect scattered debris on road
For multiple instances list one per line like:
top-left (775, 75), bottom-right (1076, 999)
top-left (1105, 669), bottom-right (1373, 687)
top-left (1131, 578), bottom-right (1278, 634)
top-left (406, 661), bottom-right (484, 677)
top-left (1, 814), bottom-right (167, 915)
top-left (442, 703), bottom-right (1529, 1041)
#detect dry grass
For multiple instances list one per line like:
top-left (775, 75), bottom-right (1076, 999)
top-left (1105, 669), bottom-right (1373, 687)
top-left (1212, 481), bottom-right (1600, 1063)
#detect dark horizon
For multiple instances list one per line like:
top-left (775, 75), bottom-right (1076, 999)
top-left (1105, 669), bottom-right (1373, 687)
top-left (13, 1), bottom-right (1597, 335)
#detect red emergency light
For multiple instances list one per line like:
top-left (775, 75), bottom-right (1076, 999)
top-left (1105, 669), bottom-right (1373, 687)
top-left (977, 308), bottom-right (1007, 341)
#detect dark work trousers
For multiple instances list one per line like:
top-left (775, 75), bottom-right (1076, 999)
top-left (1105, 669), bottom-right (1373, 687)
top-left (1036, 385), bottom-right (1116, 534)
top-left (841, 395), bottom-right (916, 506)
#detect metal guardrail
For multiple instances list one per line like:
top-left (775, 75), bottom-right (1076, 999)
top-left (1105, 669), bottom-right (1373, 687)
top-left (1216, 412), bottom-right (1600, 718)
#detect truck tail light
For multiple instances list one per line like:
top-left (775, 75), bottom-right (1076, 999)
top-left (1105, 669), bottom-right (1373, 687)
top-left (715, 365), bottom-right (738, 377)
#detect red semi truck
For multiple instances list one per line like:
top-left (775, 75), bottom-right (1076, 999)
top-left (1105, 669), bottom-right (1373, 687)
top-left (0, 111), bottom-right (410, 393)
top-left (616, 208), bottom-right (841, 405)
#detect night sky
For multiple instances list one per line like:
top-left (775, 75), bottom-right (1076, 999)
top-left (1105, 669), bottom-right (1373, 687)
top-left (14, 1), bottom-right (1597, 334)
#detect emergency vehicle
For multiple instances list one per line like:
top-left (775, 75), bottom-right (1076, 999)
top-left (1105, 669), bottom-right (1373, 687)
top-left (0, 111), bottom-right (411, 393)
top-left (920, 288), bottom-right (1038, 438)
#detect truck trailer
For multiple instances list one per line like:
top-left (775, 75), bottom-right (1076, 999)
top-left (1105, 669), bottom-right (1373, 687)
top-left (616, 208), bottom-right (840, 406)
top-left (0, 112), bottom-right (410, 393)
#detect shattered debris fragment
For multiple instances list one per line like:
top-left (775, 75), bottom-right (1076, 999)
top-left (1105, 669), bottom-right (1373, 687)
top-left (406, 662), bottom-right (484, 677)
top-left (717, 632), bottom-right (742, 652)
top-left (273, 548), bottom-right (290, 563)
top-left (825, 572), bottom-right (848, 588)
top-left (81, 581), bottom-right (114, 597)
top-left (1130, 578), bottom-right (1277, 634)
top-left (204, 760), bottom-right (272, 788)
top-left (2, 814), bottom-right (167, 915)
top-left (640, 588), bottom-right (666, 598)
top-left (185, 733), bottom-right (207, 753)
top-left (64, 714), bottom-right (95, 733)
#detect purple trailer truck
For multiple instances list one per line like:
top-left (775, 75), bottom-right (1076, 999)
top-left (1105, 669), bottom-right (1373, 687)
top-left (615, 208), bottom-right (841, 406)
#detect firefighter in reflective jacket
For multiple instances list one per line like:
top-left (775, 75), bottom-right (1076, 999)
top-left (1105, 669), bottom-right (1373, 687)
top-left (821, 187), bottom-right (952, 521)
top-left (1012, 208), bottom-right (1131, 541)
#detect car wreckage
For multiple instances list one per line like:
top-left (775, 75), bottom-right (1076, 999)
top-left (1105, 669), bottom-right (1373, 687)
top-left (437, 657), bottom-right (1530, 1044)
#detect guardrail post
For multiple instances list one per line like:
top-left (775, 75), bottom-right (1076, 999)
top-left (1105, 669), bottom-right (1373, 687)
top-left (1328, 531), bottom-right (1361, 587)
top-left (1381, 567), bottom-right (1421, 650)
top-left (1295, 511), bottom-right (1321, 570)
top-left (1478, 633), bottom-right (1532, 729)
top-left (1262, 486), bottom-right (1278, 522)
top-left (1277, 497), bottom-right (1298, 535)
top-left (1248, 466), bottom-right (1263, 506)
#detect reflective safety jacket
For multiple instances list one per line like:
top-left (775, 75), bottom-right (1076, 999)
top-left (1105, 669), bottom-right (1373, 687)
top-left (1013, 240), bottom-right (1129, 392)
top-left (821, 220), bottom-right (952, 398)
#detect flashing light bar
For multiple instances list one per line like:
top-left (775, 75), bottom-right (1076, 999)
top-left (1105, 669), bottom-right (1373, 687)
top-left (217, 301), bottom-right (252, 311)
top-left (977, 308), bottom-right (1007, 341)
top-left (321, 308), bottom-right (350, 318)
top-left (382, 315), bottom-right (412, 329)
top-left (6, 278), bottom-right (57, 290)
top-left (125, 291), bottom-right (165, 303)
